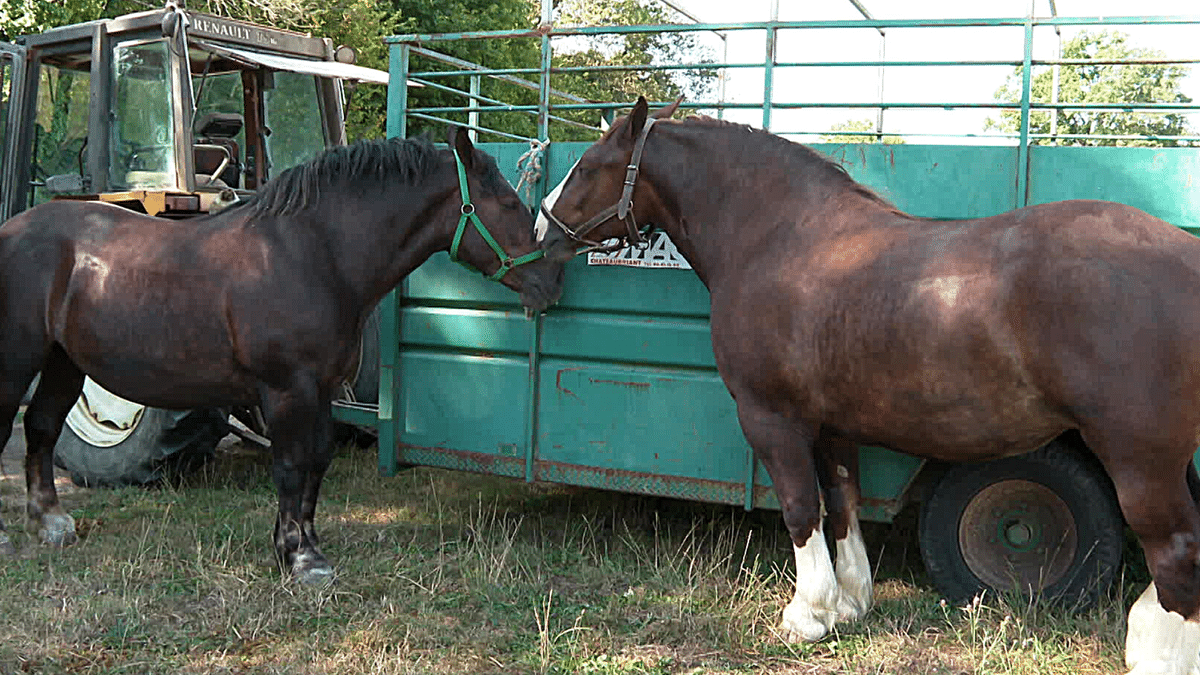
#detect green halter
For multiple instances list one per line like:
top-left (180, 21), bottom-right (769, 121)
top-left (449, 149), bottom-right (545, 282)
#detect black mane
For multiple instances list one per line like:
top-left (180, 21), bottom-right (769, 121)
top-left (245, 137), bottom-right (440, 218)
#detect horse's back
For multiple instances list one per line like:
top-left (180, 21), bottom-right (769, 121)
top-left (715, 198), bottom-right (1200, 461)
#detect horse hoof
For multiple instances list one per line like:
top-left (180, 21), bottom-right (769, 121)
top-left (0, 532), bottom-right (15, 556)
top-left (292, 552), bottom-right (335, 587)
top-left (780, 601), bottom-right (836, 642)
top-left (38, 513), bottom-right (78, 547)
top-left (836, 591), bottom-right (870, 623)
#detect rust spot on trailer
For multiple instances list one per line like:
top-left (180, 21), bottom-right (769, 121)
top-left (588, 378), bottom-right (650, 389)
top-left (555, 367), bottom-right (586, 398)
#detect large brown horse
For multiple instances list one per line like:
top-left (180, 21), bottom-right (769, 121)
top-left (0, 126), bottom-right (566, 584)
top-left (540, 97), bottom-right (1200, 674)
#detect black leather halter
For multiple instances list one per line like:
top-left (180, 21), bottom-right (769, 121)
top-left (540, 117), bottom-right (657, 253)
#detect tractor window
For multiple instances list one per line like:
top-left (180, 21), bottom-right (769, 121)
top-left (194, 71), bottom-right (246, 155)
top-left (0, 55), bottom-right (11, 167)
top-left (31, 62), bottom-right (89, 204)
top-left (263, 71), bottom-right (324, 176)
top-left (108, 39), bottom-right (176, 191)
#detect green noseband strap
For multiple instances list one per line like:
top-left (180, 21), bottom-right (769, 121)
top-left (449, 149), bottom-right (545, 282)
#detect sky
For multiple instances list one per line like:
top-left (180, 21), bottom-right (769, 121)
top-left (659, 0), bottom-right (1200, 144)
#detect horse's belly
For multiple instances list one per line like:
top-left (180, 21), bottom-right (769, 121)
top-left (71, 353), bottom-right (257, 409)
top-left (834, 383), bottom-right (1069, 462)
top-left (58, 305), bottom-right (256, 408)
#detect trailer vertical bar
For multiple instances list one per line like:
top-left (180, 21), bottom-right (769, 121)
top-left (523, 0), bottom-right (554, 484)
top-left (761, 0), bottom-right (779, 131)
top-left (378, 42), bottom-right (411, 476)
top-left (1016, 11), bottom-right (1034, 208)
top-left (468, 74), bottom-right (480, 142)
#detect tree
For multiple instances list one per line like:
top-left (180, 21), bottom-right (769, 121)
top-left (1, 0), bottom-right (717, 142)
top-left (548, 0), bottom-right (717, 140)
top-left (820, 119), bottom-right (905, 144)
top-left (987, 30), bottom-right (1194, 146)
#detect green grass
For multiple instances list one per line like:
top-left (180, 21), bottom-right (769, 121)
top-left (0, 442), bottom-right (1136, 674)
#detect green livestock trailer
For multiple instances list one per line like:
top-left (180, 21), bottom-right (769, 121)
top-left (331, 6), bottom-right (1200, 604)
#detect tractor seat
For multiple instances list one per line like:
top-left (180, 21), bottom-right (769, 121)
top-left (194, 112), bottom-right (244, 189)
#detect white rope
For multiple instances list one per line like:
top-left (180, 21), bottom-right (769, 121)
top-left (514, 139), bottom-right (549, 203)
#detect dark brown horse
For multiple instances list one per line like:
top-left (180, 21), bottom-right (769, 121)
top-left (0, 126), bottom-right (565, 584)
top-left (540, 97), bottom-right (1200, 674)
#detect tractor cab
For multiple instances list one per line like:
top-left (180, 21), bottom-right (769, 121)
top-left (0, 3), bottom-right (386, 220)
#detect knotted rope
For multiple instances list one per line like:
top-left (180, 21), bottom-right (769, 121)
top-left (514, 139), bottom-right (549, 203)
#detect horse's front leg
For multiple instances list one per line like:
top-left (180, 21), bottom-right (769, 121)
top-left (735, 401), bottom-right (837, 642)
top-left (815, 430), bottom-right (873, 623)
top-left (263, 378), bottom-right (336, 585)
top-left (23, 347), bottom-right (83, 547)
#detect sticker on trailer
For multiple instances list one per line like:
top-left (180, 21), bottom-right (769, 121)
top-left (586, 232), bottom-right (691, 269)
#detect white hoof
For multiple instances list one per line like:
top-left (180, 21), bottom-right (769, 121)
top-left (836, 588), bottom-right (870, 623)
top-left (38, 512), bottom-right (77, 547)
top-left (834, 524), bottom-right (873, 623)
top-left (780, 597), bottom-right (837, 642)
top-left (1125, 583), bottom-right (1200, 675)
top-left (292, 551), bottom-right (335, 587)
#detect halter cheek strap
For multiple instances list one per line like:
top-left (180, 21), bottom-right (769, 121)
top-left (541, 116), bottom-right (658, 253)
top-left (449, 149), bottom-right (545, 282)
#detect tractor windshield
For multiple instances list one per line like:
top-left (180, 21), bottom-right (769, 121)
top-left (109, 39), bottom-right (177, 191)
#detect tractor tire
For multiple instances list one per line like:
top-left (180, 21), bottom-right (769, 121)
top-left (52, 379), bottom-right (228, 486)
top-left (334, 304), bottom-right (381, 448)
top-left (350, 303), bottom-right (381, 405)
top-left (918, 440), bottom-right (1124, 609)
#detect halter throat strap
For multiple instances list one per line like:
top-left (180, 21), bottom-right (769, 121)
top-left (449, 149), bottom-right (545, 282)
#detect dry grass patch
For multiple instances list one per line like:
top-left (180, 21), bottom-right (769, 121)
top-left (0, 441), bottom-right (1137, 674)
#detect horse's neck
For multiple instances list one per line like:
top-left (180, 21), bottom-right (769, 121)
top-left (313, 187), bottom-right (453, 309)
top-left (647, 132), bottom-right (895, 287)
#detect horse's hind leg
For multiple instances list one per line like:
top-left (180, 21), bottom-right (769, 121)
top-left (815, 430), bottom-right (872, 623)
top-left (1087, 437), bottom-right (1200, 675)
top-left (24, 346), bottom-right (83, 546)
top-left (735, 403), bottom-right (838, 642)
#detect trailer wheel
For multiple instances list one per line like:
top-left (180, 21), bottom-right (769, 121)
top-left (53, 378), bottom-right (228, 487)
top-left (918, 440), bottom-right (1123, 608)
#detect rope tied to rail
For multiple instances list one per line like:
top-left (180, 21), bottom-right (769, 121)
top-left (514, 139), bottom-right (549, 203)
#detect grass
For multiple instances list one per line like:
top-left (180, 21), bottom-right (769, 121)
top-left (0, 441), bottom-right (1140, 674)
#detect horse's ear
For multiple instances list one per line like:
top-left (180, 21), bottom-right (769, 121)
top-left (628, 96), bottom-right (649, 140)
top-left (653, 96), bottom-right (684, 120)
top-left (449, 125), bottom-right (475, 171)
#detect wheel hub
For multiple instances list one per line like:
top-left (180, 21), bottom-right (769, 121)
top-left (64, 377), bottom-right (145, 447)
top-left (958, 479), bottom-right (1077, 593)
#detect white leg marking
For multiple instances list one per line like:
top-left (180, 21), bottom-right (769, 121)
top-left (533, 159), bottom-right (579, 243)
top-left (1125, 583), bottom-right (1200, 675)
top-left (37, 511), bottom-right (77, 547)
top-left (779, 521), bottom-right (839, 642)
top-left (834, 516), bottom-right (873, 622)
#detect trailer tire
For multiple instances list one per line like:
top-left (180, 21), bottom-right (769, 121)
top-left (54, 404), bottom-right (229, 487)
top-left (918, 440), bottom-right (1123, 609)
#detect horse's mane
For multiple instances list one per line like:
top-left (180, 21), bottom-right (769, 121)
top-left (244, 136), bottom-right (441, 218)
top-left (679, 115), bottom-right (905, 215)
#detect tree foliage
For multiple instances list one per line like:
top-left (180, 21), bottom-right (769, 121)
top-left (820, 118), bottom-right (905, 144)
top-left (0, 0), bottom-right (716, 143)
top-left (987, 30), bottom-right (1194, 146)
top-left (548, 0), bottom-right (716, 139)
